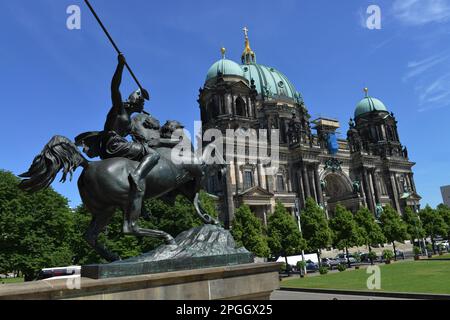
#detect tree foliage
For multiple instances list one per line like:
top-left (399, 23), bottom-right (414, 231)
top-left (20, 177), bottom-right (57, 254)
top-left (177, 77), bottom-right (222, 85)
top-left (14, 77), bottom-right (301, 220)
top-left (231, 205), bottom-right (270, 257)
top-left (0, 170), bottom-right (75, 280)
top-left (354, 207), bottom-right (386, 248)
top-left (437, 204), bottom-right (450, 240)
top-left (380, 205), bottom-right (409, 244)
top-left (420, 205), bottom-right (448, 242)
top-left (267, 202), bottom-right (306, 259)
top-left (300, 197), bottom-right (332, 253)
top-left (329, 204), bottom-right (363, 251)
top-left (402, 206), bottom-right (425, 242)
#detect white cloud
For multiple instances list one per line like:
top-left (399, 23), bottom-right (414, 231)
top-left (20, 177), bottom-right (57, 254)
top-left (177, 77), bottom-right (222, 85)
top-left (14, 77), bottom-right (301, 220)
top-left (392, 0), bottom-right (450, 26)
top-left (417, 73), bottom-right (450, 111)
top-left (404, 53), bottom-right (450, 80)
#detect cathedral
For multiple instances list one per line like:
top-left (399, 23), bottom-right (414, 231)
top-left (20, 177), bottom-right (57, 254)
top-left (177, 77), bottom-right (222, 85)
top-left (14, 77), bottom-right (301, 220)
top-left (198, 29), bottom-right (421, 228)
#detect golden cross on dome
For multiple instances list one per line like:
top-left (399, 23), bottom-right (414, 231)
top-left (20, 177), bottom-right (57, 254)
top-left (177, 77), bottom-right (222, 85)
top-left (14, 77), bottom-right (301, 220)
top-left (243, 26), bottom-right (249, 39)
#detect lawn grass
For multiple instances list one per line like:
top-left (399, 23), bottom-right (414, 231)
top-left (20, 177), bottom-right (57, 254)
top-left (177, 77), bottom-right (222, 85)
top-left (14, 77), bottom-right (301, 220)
top-left (431, 253), bottom-right (450, 260)
top-left (0, 277), bottom-right (24, 284)
top-left (282, 260), bottom-right (450, 295)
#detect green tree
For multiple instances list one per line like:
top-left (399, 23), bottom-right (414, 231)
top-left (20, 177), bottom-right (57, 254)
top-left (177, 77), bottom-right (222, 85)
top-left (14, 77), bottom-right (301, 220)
top-left (420, 205), bottom-right (448, 253)
top-left (329, 204), bottom-right (363, 267)
top-left (354, 207), bottom-right (386, 255)
top-left (300, 197), bottom-right (332, 266)
top-left (0, 170), bottom-right (75, 281)
top-left (267, 202), bottom-right (306, 270)
top-left (380, 205), bottom-right (409, 260)
top-left (402, 207), bottom-right (425, 244)
top-left (231, 205), bottom-right (270, 257)
top-left (437, 204), bottom-right (450, 240)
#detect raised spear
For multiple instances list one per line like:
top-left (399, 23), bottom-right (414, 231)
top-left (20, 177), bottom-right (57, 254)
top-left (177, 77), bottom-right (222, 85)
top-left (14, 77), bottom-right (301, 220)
top-left (84, 0), bottom-right (150, 100)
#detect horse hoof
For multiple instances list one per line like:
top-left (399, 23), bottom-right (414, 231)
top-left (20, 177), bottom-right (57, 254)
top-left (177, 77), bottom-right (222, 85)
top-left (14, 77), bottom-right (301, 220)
top-left (165, 236), bottom-right (176, 246)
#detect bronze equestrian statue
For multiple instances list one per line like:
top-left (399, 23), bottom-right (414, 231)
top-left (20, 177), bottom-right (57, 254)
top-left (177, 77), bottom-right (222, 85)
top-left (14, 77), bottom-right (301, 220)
top-left (18, 54), bottom-right (221, 262)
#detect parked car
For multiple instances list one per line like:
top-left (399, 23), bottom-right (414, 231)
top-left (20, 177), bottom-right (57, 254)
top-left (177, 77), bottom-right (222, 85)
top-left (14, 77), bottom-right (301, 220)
top-left (37, 266), bottom-right (80, 280)
top-left (321, 258), bottom-right (339, 269)
top-left (359, 253), bottom-right (372, 262)
top-left (305, 260), bottom-right (319, 272)
top-left (395, 250), bottom-right (405, 259)
top-left (436, 240), bottom-right (449, 251)
top-left (335, 253), bottom-right (356, 265)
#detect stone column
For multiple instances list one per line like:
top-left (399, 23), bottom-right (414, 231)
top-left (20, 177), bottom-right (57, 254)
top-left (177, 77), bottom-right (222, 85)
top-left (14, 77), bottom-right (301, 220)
top-left (223, 164), bottom-right (235, 229)
top-left (314, 164), bottom-right (324, 205)
top-left (370, 169), bottom-right (381, 204)
top-left (367, 170), bottom-right (378, 211)
top-left (225, 94), bottom-right (232, 114)
top-left (309, 166), bottom-right (318, 203)
top-left (359, 173), bottom-right (367, 207)
top-left (362, 168), bottom-right (375, 213)
top-left (409, 173), bottom-right (417, 193)
top-left (263, 206), bottom-right (268, 227)
top-left (389, 172), bottom-right (402, 213)
top-left (234, 159), bottom-right (240, 194)
top-left (256, 163), bottom-right (262, 188)
top-left (302, 165), bottom-right (311, 199)
top-left (297, 169), bottom-right (306, 206)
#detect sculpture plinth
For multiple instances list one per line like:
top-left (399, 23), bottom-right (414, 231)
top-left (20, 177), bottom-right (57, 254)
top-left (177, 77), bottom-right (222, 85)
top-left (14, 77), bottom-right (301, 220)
top-left (82, 225), bottom-right (254, 279)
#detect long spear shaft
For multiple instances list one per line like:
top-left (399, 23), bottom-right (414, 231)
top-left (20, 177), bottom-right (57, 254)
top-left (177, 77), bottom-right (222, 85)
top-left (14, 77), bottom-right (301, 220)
top-left (84, 0), bottom-right (150, 100)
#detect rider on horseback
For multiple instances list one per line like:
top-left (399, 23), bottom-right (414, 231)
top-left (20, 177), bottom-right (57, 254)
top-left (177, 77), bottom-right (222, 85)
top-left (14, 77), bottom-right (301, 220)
top-left (76, 53), bottom-right (159, 192)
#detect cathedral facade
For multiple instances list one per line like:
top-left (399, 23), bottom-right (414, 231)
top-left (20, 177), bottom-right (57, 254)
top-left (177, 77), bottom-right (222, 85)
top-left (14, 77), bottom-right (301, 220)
top-left (198, 29), bottom-right (421, 228)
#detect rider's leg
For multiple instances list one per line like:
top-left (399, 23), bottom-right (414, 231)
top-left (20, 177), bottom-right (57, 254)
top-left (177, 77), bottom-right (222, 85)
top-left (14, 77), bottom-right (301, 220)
top-left (130, 151), bottom-right (160, 192)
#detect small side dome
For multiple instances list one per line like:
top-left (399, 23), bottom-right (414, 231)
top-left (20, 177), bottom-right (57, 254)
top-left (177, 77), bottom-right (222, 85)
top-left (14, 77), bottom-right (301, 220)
top-left (206, 59), bottom-right (244, 81)
top-left (355, 89), bottom-right (388, 118)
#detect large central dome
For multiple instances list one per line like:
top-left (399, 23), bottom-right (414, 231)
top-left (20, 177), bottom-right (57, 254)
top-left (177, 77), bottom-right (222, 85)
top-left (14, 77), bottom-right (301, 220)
top-left (241, 64), bottom-right (299, 102)
top-left (204, 29), bottom-right (302, 104)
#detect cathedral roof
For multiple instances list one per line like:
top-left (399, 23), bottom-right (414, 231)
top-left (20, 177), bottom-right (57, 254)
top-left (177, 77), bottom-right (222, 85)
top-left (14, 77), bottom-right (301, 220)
top-left (206, 57), bottom-right (244, 81)
top-left (205, 28), bottom-right (303, 104)
top-left (355, 88), bottom-right (388, 118)
top-left (241, 63), bottom-right (300, 103)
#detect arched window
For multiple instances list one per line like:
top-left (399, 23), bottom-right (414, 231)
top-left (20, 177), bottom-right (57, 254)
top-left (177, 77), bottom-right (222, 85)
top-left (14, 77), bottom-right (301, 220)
top-left (208, 100), bottom-right (220, 119)
top-left (235, 97), bottom-right (246, 117)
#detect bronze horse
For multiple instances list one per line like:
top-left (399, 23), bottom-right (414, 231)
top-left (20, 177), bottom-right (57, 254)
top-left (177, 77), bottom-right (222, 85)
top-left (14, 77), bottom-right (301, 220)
top-left (18, 127), bottom-right (222, 262)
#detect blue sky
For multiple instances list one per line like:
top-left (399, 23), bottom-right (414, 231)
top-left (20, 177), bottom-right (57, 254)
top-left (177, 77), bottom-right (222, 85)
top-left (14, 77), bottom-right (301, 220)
top-left (1, 0), bottom-right (450, 208)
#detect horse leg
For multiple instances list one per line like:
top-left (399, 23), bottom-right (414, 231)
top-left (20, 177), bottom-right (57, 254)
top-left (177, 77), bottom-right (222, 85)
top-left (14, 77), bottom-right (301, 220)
top-left (84, 208), bottom-right (120, 262)
top-left (123, 190), bottom-right (176, 245)
top-left (193, 193), bottom-right (219, 225)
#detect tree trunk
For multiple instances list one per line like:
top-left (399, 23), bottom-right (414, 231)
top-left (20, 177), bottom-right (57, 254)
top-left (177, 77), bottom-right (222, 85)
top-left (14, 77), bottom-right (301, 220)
top-left (345, 247), bottom-right (351, 268)
top-left (393, 242), bottom-right (397, 261)
top-left (285, 256), bottom-right (289, 276)
top-left (317, 249), bottom-right (321, 267)
top-left (368, 244), bottom-right (374, 265)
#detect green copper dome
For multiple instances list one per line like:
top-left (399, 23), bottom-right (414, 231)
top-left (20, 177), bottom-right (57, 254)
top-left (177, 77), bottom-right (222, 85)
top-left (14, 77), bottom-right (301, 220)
top-left (241, 63), bottom-right (301, 103)
top-left (206, 59), bottom-right (244, 81)
top-left (355, 96), bottom-right (388, 118)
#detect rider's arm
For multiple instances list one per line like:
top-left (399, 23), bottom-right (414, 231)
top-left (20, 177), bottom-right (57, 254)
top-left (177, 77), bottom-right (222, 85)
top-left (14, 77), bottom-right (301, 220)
top-left (104, 54), bottom-right (126, 132)
top-left (111, 54), bottom-right (126, 114)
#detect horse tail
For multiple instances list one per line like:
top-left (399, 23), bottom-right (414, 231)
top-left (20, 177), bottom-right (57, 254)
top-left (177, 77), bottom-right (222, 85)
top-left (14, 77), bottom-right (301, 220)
top-left (18, 135), bottom-right (89, 193)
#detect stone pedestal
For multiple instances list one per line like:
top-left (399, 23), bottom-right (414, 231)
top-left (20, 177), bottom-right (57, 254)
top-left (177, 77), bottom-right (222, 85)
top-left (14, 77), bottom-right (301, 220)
top-left (0, 263), bottom-right (281, 300)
